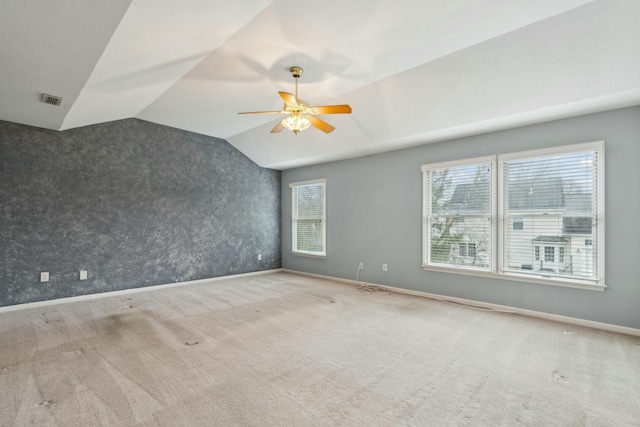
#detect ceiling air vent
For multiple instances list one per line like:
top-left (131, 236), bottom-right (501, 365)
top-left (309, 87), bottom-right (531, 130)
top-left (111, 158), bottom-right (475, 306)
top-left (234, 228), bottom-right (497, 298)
top-left (41, 94), bottom-right (63, 106)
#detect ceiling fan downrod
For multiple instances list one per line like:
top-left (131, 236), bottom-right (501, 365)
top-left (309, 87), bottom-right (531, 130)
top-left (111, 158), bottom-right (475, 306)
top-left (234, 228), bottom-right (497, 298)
top-left (290, 67), bottom-right (303, 99)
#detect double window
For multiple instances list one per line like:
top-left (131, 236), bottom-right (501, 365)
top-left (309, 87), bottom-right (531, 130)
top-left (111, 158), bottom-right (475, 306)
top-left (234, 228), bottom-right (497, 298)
top-left (290, 179), bottom-right (326, 257)
top-left (422, 141), bottom-right (604, 289)
top-left (459, 242), bottom-right (477, 258)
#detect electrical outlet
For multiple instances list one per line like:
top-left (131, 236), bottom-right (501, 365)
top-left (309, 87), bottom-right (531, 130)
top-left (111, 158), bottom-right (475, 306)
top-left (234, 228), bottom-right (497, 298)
top-left (80, 270), bottom-right (88, 280)
top-left (383, 264), bottom-right (387, 272)
top-left (359, 262), bottom-right (364, 270)
top-left (40, 272), bottom-right (49, 282)
top-left (258, 254), bottom-right (262, 260)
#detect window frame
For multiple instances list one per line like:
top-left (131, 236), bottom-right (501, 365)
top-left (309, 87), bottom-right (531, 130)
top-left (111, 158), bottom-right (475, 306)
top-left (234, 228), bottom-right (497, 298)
top-left (422, 155), bottom-right (497, 273)
top-left (422, 141), bottom-right (605, 291)
top-left (290, 178), bottom-right (327, 259)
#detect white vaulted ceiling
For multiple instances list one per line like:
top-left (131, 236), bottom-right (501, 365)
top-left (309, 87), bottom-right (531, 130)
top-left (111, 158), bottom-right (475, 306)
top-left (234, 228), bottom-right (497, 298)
top-left (1, 0), bottom-right (639, 169)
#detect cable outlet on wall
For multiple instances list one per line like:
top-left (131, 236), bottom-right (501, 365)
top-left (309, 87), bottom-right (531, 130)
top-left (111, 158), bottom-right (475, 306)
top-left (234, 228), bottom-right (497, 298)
top-left (359, 262), bottom-right (364, 270)
top-left (40, 272), bottom-right (49, 282)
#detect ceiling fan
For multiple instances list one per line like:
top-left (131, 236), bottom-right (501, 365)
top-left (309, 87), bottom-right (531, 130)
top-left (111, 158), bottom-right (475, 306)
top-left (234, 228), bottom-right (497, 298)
top-left (238, 67), bottom-right (352, 134)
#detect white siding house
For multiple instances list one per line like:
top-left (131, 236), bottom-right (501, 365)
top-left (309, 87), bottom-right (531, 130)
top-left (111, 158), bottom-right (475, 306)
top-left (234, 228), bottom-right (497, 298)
top-left (449, 179), bottom-right (595, 276)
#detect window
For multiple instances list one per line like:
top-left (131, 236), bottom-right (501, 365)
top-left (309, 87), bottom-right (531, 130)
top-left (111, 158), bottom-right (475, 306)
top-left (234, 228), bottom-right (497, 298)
top-left (500, 141), bottom-right (603, 285)
top-left (513, 217), bottom-right (523, 230)
top-left (459, 244), bottom-right (467, 257)
top-left (544, 246), bottom-right (555, 262)
top-left (422, 156), bottom-right (494, 270)
top-left (459, 242), bottom-right (477, 258)
top-left (422, 141), bottom-right (605, 290)
top-left (290, 179), bottom-right (326, 257)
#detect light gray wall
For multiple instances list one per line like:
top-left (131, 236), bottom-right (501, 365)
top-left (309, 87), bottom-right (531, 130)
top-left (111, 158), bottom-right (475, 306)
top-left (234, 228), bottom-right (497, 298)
top-left (0, 118), bottom-right (281, 306)
top-left (282, 106), bottom-right (640, 329)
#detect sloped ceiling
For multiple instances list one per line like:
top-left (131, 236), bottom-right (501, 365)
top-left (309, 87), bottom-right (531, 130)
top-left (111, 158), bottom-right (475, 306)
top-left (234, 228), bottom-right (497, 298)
top-left (1, 0), bottom-right (639, 169)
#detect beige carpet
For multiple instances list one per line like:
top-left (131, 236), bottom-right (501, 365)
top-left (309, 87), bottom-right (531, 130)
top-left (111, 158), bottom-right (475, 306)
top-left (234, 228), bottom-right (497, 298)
top-left (0, 272), bottom-right (639, 426)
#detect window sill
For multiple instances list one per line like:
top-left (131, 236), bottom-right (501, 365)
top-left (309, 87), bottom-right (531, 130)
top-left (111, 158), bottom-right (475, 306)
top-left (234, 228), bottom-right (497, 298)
top-left (292, 251), bottom-right (327, 259)
top-left (421, 264), bottom-right (605, 291)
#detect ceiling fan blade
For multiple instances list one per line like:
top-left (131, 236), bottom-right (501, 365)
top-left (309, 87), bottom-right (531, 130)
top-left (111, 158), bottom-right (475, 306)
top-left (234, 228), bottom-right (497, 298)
top-left (270, 121), bottom-right (285, 133)
top-left (311, 104), bottom-right (352, 114)
top-left (278, 91), bottom-right (298, 107)
top-left (237, 110), bottom-right (282, 115)
top-left (309, 116), bottom-right (335, 133)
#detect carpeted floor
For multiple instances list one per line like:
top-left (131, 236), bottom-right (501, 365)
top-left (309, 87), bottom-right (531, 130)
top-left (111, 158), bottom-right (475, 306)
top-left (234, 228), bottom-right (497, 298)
top-left (0, 272), bottom-right (639, 426)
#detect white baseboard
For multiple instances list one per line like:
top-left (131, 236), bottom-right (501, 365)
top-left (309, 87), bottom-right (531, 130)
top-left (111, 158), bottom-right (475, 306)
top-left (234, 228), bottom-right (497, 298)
top-left (0, 269), bottom-right (283, 313)
top-left (283, 269), bottom-right (640, 337)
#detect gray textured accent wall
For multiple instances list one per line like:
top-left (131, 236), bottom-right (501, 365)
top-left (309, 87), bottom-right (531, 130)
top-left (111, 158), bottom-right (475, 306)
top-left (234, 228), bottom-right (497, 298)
top-left (0, 118), bottom-right (280, 306)
top-left (282, 106), bottom-right (640, 329)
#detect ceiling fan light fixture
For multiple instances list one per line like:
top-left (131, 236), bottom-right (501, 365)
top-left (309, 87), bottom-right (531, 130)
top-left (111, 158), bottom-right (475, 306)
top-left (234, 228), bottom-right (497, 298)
top-left (282, 113), bottom-right (311, 135)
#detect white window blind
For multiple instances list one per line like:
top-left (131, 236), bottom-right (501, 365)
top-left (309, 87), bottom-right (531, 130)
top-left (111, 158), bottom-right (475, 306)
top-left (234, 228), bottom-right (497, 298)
top-left (290, 179), bottom-right (326, 257)
top-left (499, 142), bottom-right (603, 283)
top-left (422, 157), bottom-right (494, 271)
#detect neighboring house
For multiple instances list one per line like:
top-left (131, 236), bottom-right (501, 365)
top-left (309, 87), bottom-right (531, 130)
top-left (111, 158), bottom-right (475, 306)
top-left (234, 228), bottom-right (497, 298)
top-left (446, 178), bottom-right (595, 276)
top-left (443, 181), bottom-right (492, 268)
